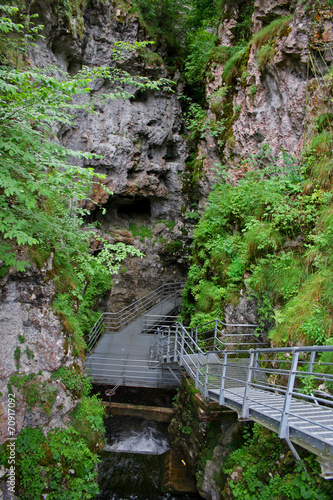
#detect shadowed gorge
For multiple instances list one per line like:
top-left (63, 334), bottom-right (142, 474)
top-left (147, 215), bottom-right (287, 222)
top-left (2, 0), bottom-right (333, 499)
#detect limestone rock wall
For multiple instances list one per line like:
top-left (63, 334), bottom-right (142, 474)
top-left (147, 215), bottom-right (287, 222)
top-left (197, 0), bottom-right (333, 203)
top-left (0, 0), bottom-right (191, 446)
top-left (0, 259), bottom-right (81, 444)
top-left (27, 0), bottom-right (191, 308)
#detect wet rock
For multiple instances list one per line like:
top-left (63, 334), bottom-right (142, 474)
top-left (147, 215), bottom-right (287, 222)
top-left (224, 295), bottom-right (258, 326)
top-left (153, 223), bottom-right (166, 235)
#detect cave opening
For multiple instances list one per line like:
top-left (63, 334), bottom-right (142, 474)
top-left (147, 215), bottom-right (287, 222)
top-left (117, 198), bottom-right (151, 218)
top-left (84, 196), bottom-right (153, 227)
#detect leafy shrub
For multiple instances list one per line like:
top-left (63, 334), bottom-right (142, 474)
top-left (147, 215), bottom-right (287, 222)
top-left (222, 43), bottom-right (250, 84)
top-left (256, 43), bottom-right (275, 69)
top-left (182, 141), bottom-right (333, 343)
top-left (51, 367), bottom-right (92, 398)
top-left (185, 29), bottom-right (216, 83)
top-left (223, 424), bottom-right (333, 499)
top-left (71, 395), bottom-right (106, 452)
top-left (14, 426), bottom-right (100, 499)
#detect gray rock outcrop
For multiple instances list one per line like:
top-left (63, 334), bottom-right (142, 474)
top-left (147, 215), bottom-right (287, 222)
top-left (197, 0), bottom-right (333, 200)
top-left (0, 257), bottom-right (81, 444)
top-left (27, 0), bottom-right (190, 309)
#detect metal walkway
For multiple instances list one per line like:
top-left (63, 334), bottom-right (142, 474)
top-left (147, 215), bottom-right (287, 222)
top-left (155, 324), bottom-right (333, 478)
top-left (86, 286), bottom-right (333, 476)
top-left (85, 283), bottom-right (185, 388)
top-left (85, 282), bottom-right (263, 388)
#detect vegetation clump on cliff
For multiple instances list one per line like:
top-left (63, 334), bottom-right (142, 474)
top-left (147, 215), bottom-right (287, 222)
top-left (176, 2), bottom-right (333, 496)
top-left (181, 1), bottom-right (333, 350)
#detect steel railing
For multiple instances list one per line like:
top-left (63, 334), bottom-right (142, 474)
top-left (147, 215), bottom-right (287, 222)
top-left (155, 323), bottom-right (333, 472)
top-left (189, 318), bottom-right (268, 349)
top-left (149, 318), bottom-right (267, 364)
top-left (142, 315), bottom-right (181, 335)
top-left (87, 282), bottom-right (185, 352)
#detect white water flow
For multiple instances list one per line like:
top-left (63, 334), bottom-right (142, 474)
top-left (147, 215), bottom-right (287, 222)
top-left (104, 417), bottom-right (170, 455)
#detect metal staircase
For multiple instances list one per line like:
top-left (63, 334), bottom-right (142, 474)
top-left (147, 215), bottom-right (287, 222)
top-left (85, 283), bottom-right (185, 388)
top-left (85, 282), bottom-right (333, 477)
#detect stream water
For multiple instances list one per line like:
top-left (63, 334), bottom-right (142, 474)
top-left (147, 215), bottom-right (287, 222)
top-left (95, 387), bottom-right (202, 500)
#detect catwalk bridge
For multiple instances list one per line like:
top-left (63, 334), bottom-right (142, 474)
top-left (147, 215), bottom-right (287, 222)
top-left (85, 283), bottom-right (333, 478)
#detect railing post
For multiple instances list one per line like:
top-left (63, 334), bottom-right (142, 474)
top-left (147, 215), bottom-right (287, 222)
top-left (279, 349), bottom-right (300, 439)
top-left (214, 319), bottom-right (218, 349)
top-left (204, 352), bottom-right (210, 399)
top-left (241, 349), bottom-right (255, 419)
top-left (157, 328), bottom-right (162, 360)
top-left (167, 332), bottom-right (170, 363)
top-left (253, 351), bottom-right (259, 383)
top-left (308, 350), bottom-right (316, 374)
top-left (219, 351), bottom-right (228, 406)
top-left (195, 351), bottom-right (201, 389)
top-left (174, 324), bottom-right (178, 362)
top-left (179, 327), bottom-right (185, 367)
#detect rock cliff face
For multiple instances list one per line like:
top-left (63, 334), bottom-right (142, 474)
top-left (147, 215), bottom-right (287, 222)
top-left (1, 0), bottom-right (332, 462)
top-left (0, 259), bottom-right (81, 443)
top-left (28, 0), bottom-right (191, 309)
top-left (197, 0), bottom-right (333, 203)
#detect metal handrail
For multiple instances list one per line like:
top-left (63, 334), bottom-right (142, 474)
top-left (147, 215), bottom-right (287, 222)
top-left (87, 282), bottom-right (185, 351)
top-left (190, 318), bottom-right (268, 349)
top-left (156, 322), bottom-right (333, 471)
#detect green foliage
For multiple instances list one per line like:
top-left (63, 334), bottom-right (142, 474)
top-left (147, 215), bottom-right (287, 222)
top-left (132, 0), bottom-right (222, 60)
top-left (256, 44), bottom-right (275, 69)
top-left (185, 29), bottom-right (217, 83)
top-left (54, 0), bottom-right (89, 38)
top-left (209, 86), bottom-right (230, 115)
top-left (181, 425), bottom-right (192, 434)
top-left (13, 346), bottom-right (21, 368)
top-left (71, 395), bottom-right (106, 452)
top-left (185, 103), bottom-right (208, 141)
top-left (183, 140), bottom-right (333, 342)
top-left (129, 222), bottom-right (153, 241)
top-left (161, 240), bottom-right (183, 256)
top-left (228, 1), bottom-right (254, 42)
top-left (8, 373), bottom-right (57, 415)
top-left (132, 0), bottom-right (186, 48)
top-left (223, 424), bottom-right (333, 499)
top-left (253, 15), bottom-right (294, 49)
top-left (52, 366), bottom-right (92, 398)
top-left (305, 131), bottom-right (333, 189)
top-left (157, 219), bottom-right (176, 230)
top-left (248, 83), bottom-right (257, 96)
top-left (24, 346), bottom-right (34, 359)
top-left (0, 8), bottom-right (164, 273)
top-left (222, 42), bottom-right (250, 85)
top-left (13, 426), bottom-right (100, 499)
top-left (0, 8), bottom-right (160, 359)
